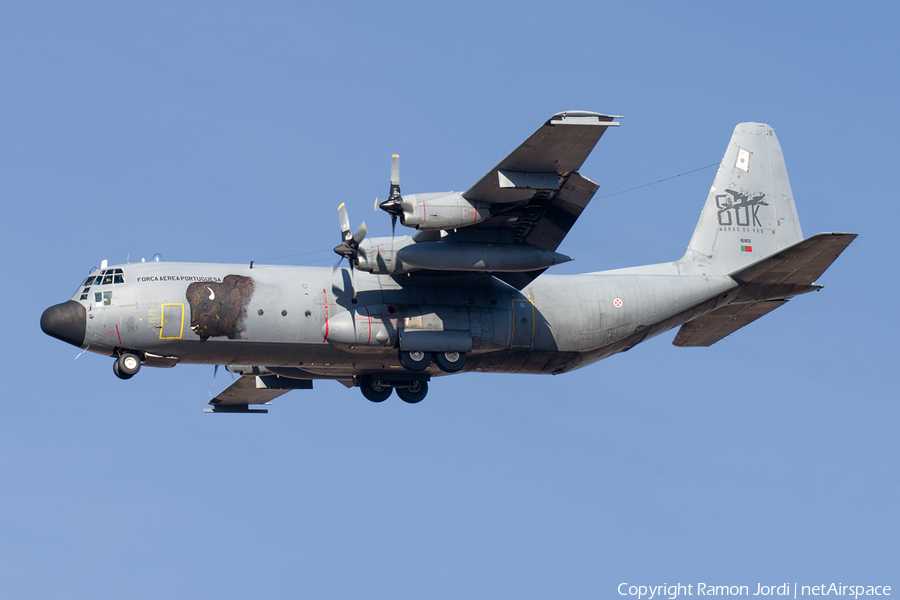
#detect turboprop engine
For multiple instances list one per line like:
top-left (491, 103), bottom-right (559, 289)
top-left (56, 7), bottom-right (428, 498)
top-left (377, 155), bottom-right (489, 231)
top-left (390, 192), bottom-right (490, 230)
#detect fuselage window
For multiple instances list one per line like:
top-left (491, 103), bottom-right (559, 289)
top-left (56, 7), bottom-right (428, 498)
top-left (83, 276), bottom-right (96, 286)
top-left (114, 274), bottom-right (124, 284)
top-left (102, 275), bottom-right (113, 285)
top-left (94, 292), bottom-right (102, 304)
top-left (103, 291), bottom-right (113, 306)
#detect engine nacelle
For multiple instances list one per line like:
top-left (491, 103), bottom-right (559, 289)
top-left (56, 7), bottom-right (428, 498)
top-left (323, 305), bottom-right (399, 352)
top-left (399, 192), bottom-right (489, 230)
top-left (354, 236), bottom-right (419, 275)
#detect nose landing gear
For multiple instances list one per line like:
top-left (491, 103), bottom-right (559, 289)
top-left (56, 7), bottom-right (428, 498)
top-left (113, 351), bottom-right (142, 380)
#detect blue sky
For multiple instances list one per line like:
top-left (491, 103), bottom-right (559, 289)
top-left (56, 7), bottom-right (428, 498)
top-left (2, 2), bottom-right (897, 598)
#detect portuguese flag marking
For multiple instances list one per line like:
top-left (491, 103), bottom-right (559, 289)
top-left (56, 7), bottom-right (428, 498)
top-left (741, 245), bottom-right (753, 252)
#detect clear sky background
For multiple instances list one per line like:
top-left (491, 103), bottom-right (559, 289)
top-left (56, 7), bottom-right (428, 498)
top-left (2, 2), bottom-right (897, 598)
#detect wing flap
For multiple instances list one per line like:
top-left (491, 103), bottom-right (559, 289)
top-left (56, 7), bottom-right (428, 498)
top-left (521, 172), bottom-right (600, 251)
top-left (672, 300), bottom-right (787, 347)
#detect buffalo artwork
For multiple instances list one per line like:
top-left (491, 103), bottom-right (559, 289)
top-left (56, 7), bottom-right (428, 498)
top-left (186, 275), bottom-right (254, 341)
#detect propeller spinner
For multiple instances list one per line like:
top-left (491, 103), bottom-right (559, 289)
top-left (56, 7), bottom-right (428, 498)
top-left (377, 154), bottom-right (403, 237)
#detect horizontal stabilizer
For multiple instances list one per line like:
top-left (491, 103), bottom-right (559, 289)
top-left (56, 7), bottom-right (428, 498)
top-left (731, 232), bottom-right (857, 285)
top-left (673, 300), bottom-right (787, 347)
top-left (674, 232), bottom-right (856, 347)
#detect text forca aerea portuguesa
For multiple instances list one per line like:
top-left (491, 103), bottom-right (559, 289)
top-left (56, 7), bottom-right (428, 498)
top-left (618, 583), bottom-right (891, 599)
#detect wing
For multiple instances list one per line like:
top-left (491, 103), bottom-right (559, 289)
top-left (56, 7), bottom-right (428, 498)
top-left (464, 111), bottom-right (618, 209)
top-left (205, 374), bottom-right (312, 413)
top-left (455, 111), bottom-right (619, 287)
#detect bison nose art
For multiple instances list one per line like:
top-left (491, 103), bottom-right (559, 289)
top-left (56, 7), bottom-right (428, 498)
top-left (40, 301), bottom-right (86, 348)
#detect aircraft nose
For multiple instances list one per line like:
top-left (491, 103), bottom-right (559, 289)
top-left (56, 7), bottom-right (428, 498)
top-left (40, 300), bottom-right (86, 348)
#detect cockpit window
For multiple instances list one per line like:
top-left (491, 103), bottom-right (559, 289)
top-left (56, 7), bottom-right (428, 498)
top-left (94, 291), bottom-right (113, 306)
top-left (77, 269), bottom-right (125, 299)
top-left (92, 269), bottom-right (125, 285)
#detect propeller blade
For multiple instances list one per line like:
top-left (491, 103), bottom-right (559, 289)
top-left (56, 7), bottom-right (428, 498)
top-left (390, 154), bottom-right (400, 198)
top-left (209, 364), bottom-right (219, 398)
top-left (331, 255), bottom-right (344, 276)
top-left (391, 214), bottom-right (397, 239)
top-left (351, 264), bottom-right (357, 299)
top-left (338, 203), bottom-right (351, 242)
top-left (352, 222), bottom-right (367, 245)
top-left (374, 197), bottom-right (380, 212)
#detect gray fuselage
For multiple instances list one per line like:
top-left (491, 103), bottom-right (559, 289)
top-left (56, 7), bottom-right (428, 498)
top-left (64, 260), bottom-right (738, 379)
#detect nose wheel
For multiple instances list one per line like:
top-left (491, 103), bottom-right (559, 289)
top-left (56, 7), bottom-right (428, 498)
top-left (113, 352), bottom-right (141, 380)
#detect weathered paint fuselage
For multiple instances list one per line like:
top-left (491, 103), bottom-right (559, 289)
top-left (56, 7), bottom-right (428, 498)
top-left (65, 260), bottom-right (738, 379)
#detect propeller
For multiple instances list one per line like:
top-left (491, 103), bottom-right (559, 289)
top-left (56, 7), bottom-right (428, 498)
top-left (333, 203), bottom-right (367, 267)
top-left (209, 364), bottom-right (236, 398)
top-left (209, 364), bottom-right (219, 398)
top-left (377, 154), bottom-right (403, 238)
top-left (332, 203), bottom-right (367, 297)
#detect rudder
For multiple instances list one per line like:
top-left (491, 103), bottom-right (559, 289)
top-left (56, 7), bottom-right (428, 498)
top-left (679, 123), bottom-right (803, 276)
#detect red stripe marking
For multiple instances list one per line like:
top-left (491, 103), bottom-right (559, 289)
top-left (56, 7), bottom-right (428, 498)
top-left (322, 288), bottom-right (328, 342)
top-left (115, 324), bottom-right (122, 344)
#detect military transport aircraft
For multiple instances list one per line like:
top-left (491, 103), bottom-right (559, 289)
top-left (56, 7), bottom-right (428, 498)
top-left (41, 112), bottom-right (856, 412)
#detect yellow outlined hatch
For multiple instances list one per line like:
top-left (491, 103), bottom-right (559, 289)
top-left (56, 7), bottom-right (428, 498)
top-left (160, 303), bottom-right (184, 339)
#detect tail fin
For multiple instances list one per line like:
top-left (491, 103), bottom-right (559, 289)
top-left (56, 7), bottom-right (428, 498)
top-left (680, 123), bottom-right (803, 276)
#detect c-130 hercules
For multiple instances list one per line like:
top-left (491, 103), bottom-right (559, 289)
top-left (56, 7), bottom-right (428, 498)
top-left (41, 112), bottom-right (856, 412)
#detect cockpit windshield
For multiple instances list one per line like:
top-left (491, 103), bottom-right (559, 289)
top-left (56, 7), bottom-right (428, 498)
top-left (76, 268), bottom-right (126, 301)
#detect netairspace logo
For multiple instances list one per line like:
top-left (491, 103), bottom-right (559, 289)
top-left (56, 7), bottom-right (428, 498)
top-left (617, 582), bottom-right (891, 599)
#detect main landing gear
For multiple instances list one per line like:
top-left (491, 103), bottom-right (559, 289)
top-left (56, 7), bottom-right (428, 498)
top-left (357, 349), bottom-right (467, 403)
top-left (113, 351), bottom-right (141, 380)
top-left (358, 374), bottom-right (429, 404)
top-left (398, 349), bottom-right (467, 373)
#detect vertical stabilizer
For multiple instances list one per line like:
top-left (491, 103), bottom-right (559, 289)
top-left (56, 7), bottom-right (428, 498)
top-left (680, 123), bottom-right (803, 276)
